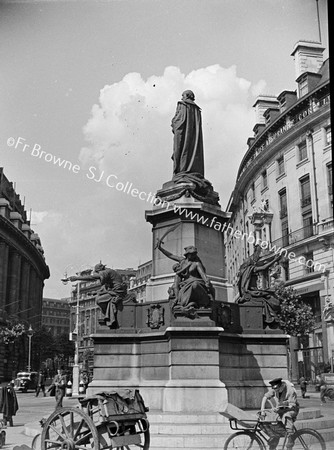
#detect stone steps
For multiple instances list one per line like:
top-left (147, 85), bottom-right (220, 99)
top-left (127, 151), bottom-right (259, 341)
top-left (147, 409), bottom-right (334, 450)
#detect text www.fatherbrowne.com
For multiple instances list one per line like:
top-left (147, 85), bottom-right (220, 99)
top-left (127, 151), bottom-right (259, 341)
top-left (171, 204), bottom-right (326, 274)
top-left (7, 136), bottom-right (325, 273)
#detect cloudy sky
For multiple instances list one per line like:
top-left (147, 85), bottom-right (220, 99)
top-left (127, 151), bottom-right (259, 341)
top-left (0, 0), bottom-right (329, 299)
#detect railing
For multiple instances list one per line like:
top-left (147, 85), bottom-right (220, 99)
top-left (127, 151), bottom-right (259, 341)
top-left (271, 224), bottom-right (316, 248)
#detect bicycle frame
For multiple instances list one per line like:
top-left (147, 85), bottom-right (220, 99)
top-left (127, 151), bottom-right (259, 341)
top-left (227, 418), bottom-right (325, 450)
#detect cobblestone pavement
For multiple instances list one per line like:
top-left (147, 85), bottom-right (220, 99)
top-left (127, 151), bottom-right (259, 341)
top-left (2, 389), bottom-right (334, 449)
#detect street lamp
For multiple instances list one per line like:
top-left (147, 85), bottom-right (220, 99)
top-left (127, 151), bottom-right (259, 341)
top-left (62, 272), bottom-right (81, 396)
top-left (27, 325), bottom-right (33, 372)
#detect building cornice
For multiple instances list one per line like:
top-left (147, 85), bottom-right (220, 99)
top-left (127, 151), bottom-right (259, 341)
top-left (0, 215), bottom-right (50, 280)
top-left (237, 79), bottom-right (330, 182)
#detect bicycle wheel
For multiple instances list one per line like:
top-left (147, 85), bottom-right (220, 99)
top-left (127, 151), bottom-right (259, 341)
top-left (224, 431), bottom-right (264, 450)
top-left (293, 428), bottom-right (326, 450)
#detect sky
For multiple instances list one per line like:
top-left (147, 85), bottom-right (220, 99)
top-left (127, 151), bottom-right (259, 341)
top-left (0, 0), bottom-right (329, 299)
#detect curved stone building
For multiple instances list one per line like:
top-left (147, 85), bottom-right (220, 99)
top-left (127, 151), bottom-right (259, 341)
top-left (0, 168), bottom-right (50, 380)
top-left (226, 41), bottom-right (332, 382)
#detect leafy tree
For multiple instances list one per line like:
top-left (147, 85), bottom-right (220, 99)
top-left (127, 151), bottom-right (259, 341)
top-left (31, 326), bottom-right (56, 370)
top-left (274, 282), bottom-right (315, 336)
top-left (54, 333), bottom-right (75, 367)
top-left (0, 322), bottom-right (25, 344)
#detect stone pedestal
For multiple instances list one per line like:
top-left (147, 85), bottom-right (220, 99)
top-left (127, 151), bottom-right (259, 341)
top-left (145, 182), bottom-right (232, 302)
top-left (89, 322), bottom-right (287, 411)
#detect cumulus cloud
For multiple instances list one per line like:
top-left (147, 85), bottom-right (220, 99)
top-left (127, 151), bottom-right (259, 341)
top-left (79, 64), bottom-right (261, 207)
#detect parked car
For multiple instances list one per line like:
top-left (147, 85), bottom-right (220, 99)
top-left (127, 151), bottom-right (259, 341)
top-left (13, 371), bottom-right (38, 393)
top-left (0, 420), bottom-right (6, 448)
top-left (315, 372), bottom-right (334, 396)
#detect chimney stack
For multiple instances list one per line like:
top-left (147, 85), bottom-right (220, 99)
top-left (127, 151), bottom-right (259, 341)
top-left (252, 95), bottom-right (279, 125)
top-left (291, 40), bottom-right (325, 80)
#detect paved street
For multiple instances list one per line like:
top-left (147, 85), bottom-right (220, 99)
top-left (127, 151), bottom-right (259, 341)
top-left (2, 389), bottom-right (334, 449)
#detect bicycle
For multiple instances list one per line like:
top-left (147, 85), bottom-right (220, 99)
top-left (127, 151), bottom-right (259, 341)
top-left (223, 406), bottom-right (326, 450)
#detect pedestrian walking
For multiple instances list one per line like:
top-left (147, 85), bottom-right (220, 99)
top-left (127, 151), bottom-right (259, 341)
top-left (0, 381), bottom-right (19, 426)
top-left (53, 367), bottom-right (67, 409)
top-left (35, 370), bottom-right (46, 397)
top-left (299, 376), bottom-right (307, 398)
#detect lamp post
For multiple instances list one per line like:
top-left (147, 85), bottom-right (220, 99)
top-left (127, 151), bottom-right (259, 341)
top-left (62, 272), bottom-right (80, 397)
top-left (27, 325), bottom-right (33, 372)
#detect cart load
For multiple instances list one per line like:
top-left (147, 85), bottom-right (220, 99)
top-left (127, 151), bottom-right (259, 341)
top-left (40, 388), bottom-right (150, 449)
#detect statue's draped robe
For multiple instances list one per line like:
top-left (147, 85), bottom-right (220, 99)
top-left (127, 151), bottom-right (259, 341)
top-left (95, 268), bottom-right (127, 328)
top-left (171, 99), bottom-right (204, 176)
top-left (237, 254), bottom-right (280, 326)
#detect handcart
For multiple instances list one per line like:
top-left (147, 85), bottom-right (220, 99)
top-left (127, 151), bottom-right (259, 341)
top-left (40, 389), bottom-right (150, 449)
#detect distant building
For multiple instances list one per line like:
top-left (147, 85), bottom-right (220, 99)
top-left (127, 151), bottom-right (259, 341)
top-left (129, 260), bottom-right (152, 302)
top-left (0, 168), bottom-right (50, 380)
top-left (42, 298), bottom-right (70, 336)
top-left (226, 41), bottom-right (332, 382)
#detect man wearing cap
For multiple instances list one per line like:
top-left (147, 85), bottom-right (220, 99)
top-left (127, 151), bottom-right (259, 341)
top-left (261, 377), bottom-right (299, 450)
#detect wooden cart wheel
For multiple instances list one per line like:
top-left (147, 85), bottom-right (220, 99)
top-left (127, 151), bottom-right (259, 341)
top-left (41, 406), bottom-right (100, 449)
top-left (103, 418), bottom-right (150, 450)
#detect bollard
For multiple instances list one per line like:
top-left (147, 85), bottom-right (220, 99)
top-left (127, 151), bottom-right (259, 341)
top-left (66, 380), bottom-right (72, 397)
top-left (79, 380), bottom-right (85, 395)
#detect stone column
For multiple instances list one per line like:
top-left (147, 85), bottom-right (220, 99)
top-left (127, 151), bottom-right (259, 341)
top-left (28, 268), bottom-right (37, 323)
top-left (20, 259), bottom-right (31, 320)
top-left (7, 250), bottom-right (22, 316)
top-left (0, 240), bottom-right (9, 307)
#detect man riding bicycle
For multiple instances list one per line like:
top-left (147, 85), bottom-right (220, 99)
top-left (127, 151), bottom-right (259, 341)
top-left (260, 377), bottom-right (299, 450)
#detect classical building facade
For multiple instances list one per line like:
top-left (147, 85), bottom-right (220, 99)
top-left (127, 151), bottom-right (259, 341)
top-left (226, 41), bottom-right (332, 382)
top-left (0, 168), bottom-right (50, 380)
top-left (42, 297), bottom-right (71, 336)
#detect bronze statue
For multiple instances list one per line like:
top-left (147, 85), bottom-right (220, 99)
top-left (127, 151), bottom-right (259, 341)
top-left (156, 238), bottom-right (214, 316)
top-left (68, 263), bottom-right (133, 329)
top-left (171, 90), bottom-right (204, 176)
top-left (236, 245), bottom-right (282, 327)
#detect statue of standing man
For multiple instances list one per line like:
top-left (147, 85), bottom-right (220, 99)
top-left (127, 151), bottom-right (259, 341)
top-left (171, 90), bottom-right (204, 177)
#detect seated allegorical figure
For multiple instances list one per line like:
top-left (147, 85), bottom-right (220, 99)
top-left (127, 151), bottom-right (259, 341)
top-left (68, 263), bottom-right (135, 329)
top-left (236, 245), bottom-right (282, 327)
top-left (156, 238), bottom-right (215, 315)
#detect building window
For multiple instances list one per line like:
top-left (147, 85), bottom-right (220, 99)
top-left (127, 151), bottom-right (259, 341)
top-left (300, 175), bottom-right (311, 208)
top-left (327, 162), bottom-right (333, 200)
top-left (302, 211), bottom-right (313, 238)
top-left (277, 156), bottom-right (285, 176)
top-left (298, 141), bottom-right (307, 162)
top-left (326, 126), bottom-right (332, 146)
top-left (279, 189), bottom-right (288, 219)
top-left (303, 251), bottom-right (314, 274)
top-left (250, 182), bottom-right (255, 202)
top-left (281, 220), bottom-right (289, 247)
top-left (298, 75), bottom-right (308, 97)
top-left (262, 170), bottom-right (268, 190)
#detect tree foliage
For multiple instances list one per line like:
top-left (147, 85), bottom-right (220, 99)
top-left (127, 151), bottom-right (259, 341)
top-left (275, 282), bottom-right (316, 336)
top-left (0, 322), bottom-right (26, 344)
top-left (54, 333), bottom-right (75, 366)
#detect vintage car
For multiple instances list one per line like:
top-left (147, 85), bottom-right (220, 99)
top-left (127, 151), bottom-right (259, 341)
top-left (315, 372), bottom-right (334, 396)
top-left (0, 420), bottom-right (6, 448)
top-left (13, 371), bottom-right (38, 393)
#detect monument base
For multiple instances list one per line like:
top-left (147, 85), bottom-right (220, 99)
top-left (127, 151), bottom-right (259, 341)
top-left (89, 325), bottom-right (287, 411)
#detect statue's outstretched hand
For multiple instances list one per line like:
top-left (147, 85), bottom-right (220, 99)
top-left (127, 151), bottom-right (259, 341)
top-left (68, 276), bottom-right (78, 282)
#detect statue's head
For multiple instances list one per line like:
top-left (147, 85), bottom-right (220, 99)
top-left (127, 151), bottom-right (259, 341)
top-left (251, 245), bottom-right (262, 262)
top-left (182, 90), bottom-right (195, 101)
top-left (184, 245), bottom-right (198, 259)
top-left (94, 263), bottom-right (106, 272)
